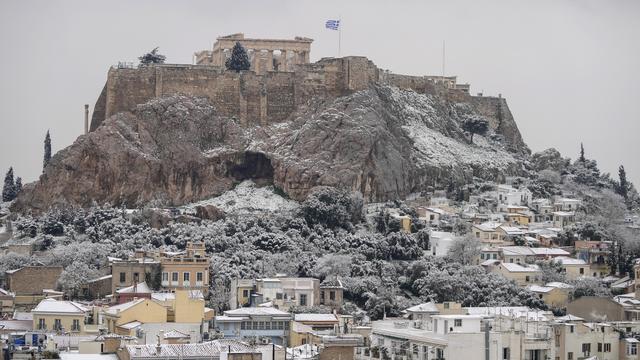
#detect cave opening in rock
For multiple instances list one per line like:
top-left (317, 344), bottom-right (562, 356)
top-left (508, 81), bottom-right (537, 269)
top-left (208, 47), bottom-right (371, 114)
top-left (226, 151), bottom-right (274, 185)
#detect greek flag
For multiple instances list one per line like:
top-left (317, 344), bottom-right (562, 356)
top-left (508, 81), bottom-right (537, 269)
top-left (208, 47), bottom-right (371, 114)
top-left (325, 19), bottom-right (340, 30)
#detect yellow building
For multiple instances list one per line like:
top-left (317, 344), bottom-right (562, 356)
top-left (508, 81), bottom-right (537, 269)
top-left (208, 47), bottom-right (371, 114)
top-left (554, 257), bottom-right (589, 280)
top-left (160, 242), bottom-right (210, 294)
top-left (527, 284), bottom-right (570, 308)
top-left (103, 298), bottom-right (167, 335)
top-left (31, 298), bottom-right (90, 334)
top-left (490, 262), bottom-right (542, 287)
top-left (174, 290), bottom-right (205, 323)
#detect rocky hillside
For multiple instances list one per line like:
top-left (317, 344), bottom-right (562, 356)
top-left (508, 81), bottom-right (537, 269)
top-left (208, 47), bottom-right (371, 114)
top-left (14, 85), bottom-right (528, 212)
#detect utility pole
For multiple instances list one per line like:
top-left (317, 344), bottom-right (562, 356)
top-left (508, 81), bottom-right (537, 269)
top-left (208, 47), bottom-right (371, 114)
top-left (84, 104), bottom-right (89, 134)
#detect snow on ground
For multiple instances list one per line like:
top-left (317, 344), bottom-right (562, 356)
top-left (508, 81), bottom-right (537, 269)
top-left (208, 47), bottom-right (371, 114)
top-left (182, 180), bottom-right (299, 214)
top-left (403, 120), bottom-right (515, 169)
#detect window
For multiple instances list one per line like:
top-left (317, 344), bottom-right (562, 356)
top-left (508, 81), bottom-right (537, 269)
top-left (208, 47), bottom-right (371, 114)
top-left (481, 253), bottom-right (485, 260)
top-left (502, 347), bottom-right (510, 360)
top-left (555, 334), bottom-right (560, 346)
top-left (172, 272), bottom-right (178, 282)
top-left (493, 254), bottom-right (497, 259)
top-left (119, 272), bottom-right (126, 283)
top-left (510, 258), bottom-right (514, 263)
top-left (133, 272), bottom-right (139, 282)
top-left (628, 343), bottom-right (637, 355)
top-left (329, 291), bottom-right (335, 301)
top-left (196, 272), bottom-right (203, 282)
top-left (604, 343), bottom-right (611, 352)
top-left (243, 289), bottom-right (249, 297)
top-left (241, 322), bottom-right (246, 330)
top-left (300, 294), bottom-right (307, 306)
top-left (569, 325), bottom-right (574, 333)
top-left (257, 321), bottom-right (264, 330)
top-left (183, 272), bottom-right (190, 282)
top-left (38, 318), bottom-right (46, 330)
top-left (320, 291), bottom-right (325, 301)
top-left (54, 318), bottom-right (62, 331)
top-left (582, 343), bottom-right (591, 356)
top-left (72, 319), bottom-right (80, 331)
top-left (444, 303), bottom-right (450, 309)
top-left (567, 352), bottom-right (573, 360)
top-left (526, 276), bottom-right (530, 282)
top-left (265, 321), bottom-right (271, 330)
top-left (454, 319), bottom-right (462, 327)
top-left (162, 272), bottom-right (169, 282)
top-left (598, 343), bottom-right (602, 352)
top-left (579, 268), bottom-right (584, 275)
top-left (276, 293), bottom-right (283, 300)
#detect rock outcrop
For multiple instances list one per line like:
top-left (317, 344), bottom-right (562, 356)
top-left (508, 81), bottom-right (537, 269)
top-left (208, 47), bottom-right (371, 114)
top-left (14, 85), bottom-right (528, 212)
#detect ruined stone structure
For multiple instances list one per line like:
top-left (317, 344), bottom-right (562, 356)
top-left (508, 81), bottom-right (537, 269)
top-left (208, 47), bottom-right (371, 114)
top-left (194, 33), bottom-right (312, 74)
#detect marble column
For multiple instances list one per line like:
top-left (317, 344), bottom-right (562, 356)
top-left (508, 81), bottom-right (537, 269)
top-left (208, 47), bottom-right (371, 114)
top-left (281, 50), bottom-right (288, 71)
top-left (266, 50), bottom-right (274, 71)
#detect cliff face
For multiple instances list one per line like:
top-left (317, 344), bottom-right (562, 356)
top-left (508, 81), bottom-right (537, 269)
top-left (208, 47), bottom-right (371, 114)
top-left (14, 85), bottom-right (527, 212)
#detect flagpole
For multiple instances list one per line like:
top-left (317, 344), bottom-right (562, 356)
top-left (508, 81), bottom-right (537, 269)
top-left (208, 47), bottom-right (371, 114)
top-left (338, 16), bottom-right (342, 57)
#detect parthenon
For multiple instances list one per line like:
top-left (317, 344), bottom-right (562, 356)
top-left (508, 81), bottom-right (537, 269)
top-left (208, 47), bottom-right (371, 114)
top-left (194, 33), bottom-right (313, 74)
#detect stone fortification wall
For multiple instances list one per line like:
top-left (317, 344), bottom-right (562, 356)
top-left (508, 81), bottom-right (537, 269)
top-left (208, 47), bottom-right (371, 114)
top-left (89, 56), bottom-right (527, 154)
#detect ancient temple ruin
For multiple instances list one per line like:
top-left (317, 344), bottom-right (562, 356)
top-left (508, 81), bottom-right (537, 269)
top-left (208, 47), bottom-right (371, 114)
top-left (194, 33), bottom-right (313, 74)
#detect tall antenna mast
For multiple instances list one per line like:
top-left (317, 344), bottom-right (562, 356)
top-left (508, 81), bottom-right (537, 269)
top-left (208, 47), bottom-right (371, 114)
top-left (442, 40), bottom-right (446, 80)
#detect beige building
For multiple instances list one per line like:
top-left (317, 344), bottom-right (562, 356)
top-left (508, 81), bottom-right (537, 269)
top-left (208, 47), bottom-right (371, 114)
top-left (103, 298), bottom-right (168, 335)
top-left (527, 284), bottom-right (571, 308)
top-left (553, 318), bottom-right (619, 360)
top-left (490, 262), bottom-right (542, 286)
top-left (31, 298), bottom-right (90, 334)
top-left (195, 33), bottom-right (313, 74)
top-left (160, 242), bottom-right (210, 294)
top-left (0, 288), bottom-right (14, 316)
top-left (554, 257), bottom-right (589, 280)
top-left (110, 255), bottom-right (158, 294)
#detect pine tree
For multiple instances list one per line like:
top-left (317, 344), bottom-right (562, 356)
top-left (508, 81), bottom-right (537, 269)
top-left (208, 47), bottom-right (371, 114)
top-left (461, 116), bottom-right (489, 144)
top-left (579, 143), bottom-right (585, 163)
top-left (138, 47), bottom-right (166, 66)
top-left (43, 130), bottom-right (51, 171)
top-left (15, 177), bottom-right (22, 194)
top-left (617, 165), bottom-right (629, 200)
top-left (2, 167), bottom-right (16, 202)
top-left (225, 42), bottom-right (251, 72)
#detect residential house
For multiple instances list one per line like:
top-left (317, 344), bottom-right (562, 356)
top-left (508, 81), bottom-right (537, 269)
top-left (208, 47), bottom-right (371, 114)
top-left (103, 298), bottom-right (167, 336)
top-left (553, 211), bottom-right (576, 228)
top-left (319, 277), bottom-right (344, 311)
top-left (575, 240), bottom-right (611, 277)
top-left (472, 221), bottom-right (503, 244)
top-left (293, 313), bottom-right (339, 333)
top-left (31, 298), bottom-right (90, 334)
top-left (110, 255), bottom-right (158, 295)
top-left (159, 241), bottom-right (210, 294)
top-left (6, 266), bottom-right (63, 309)
top-left (417, 207), bottom-right (448, 225)
top-left (81, 274), bottom-right (112, 300)
top-left (0, 288), bottom-right (14, 316)
top-left (553, 198), bottom-right (581, 212)
top-left (554, 257), bottom-right (589, 280)
top-left (527, 284), bottom-right (571, 308)
top-left (214, 306), bottom-right (293, 345)
top-left (429, 231), bottom-right (455, 257)
top-left (115, 281), bottom-right (152, 304)
top-left (230, 279), bottom-right (256, 309)
top-left (490, 262), bottom-right (542, 286)
top-left (553, 317), bottom-right (619, 360)
top-left (566, 297), bottom-right (640, 322)
top-left (253, 277), bottom-right (320, 310)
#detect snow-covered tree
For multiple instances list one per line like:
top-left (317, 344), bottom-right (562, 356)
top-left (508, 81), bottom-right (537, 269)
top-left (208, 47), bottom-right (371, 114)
top-left (461, 116), bottom-right (489, 144)
top-left (446, 234), bottom-right (480, 265)
top-left (56, 262), bottom-right (101, 299)
top-left (579, 142), bottom-right (586, 163)
top-left (225, 42), bottom-right (251, 71)
top-left (43, 130), bottom-right (51, 171)
top-left (138, 47), bottom-right (166, 66)
top-left (2, 167), bottom-right (16, 202)
top-left (15, 177), bottom-right (22, 194)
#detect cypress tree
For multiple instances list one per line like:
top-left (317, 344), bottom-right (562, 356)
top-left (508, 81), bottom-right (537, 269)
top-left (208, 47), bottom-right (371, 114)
top-left (225, 42), bottom-right (251, 72)
top-left (2, 167), bottom-right (16, 202)
top-left (618, 165), bottom-right (629, 200)
top-left (43, 130), bottom-right (51, 171)
top-left (15, 177), bottom-right (22, 194)
top-left (579, 143), bottom-right (585, 163)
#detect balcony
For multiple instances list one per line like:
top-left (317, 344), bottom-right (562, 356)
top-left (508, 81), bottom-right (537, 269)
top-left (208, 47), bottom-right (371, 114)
top-left (183, 281), bottom-right (191, 287)
top-left (161, 280), bottom-right (169, 286)
top-left (195, 281), bottom-right (204, 287)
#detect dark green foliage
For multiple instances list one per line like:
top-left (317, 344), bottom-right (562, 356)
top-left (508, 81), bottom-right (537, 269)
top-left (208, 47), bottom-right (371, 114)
top-left (139, 47), bottom-right (166, 66)
top-left (2, 167), bottom-right (16, 202)
top-left (461, 116), bottom-right (489, 144)
top-left (530, 148), bottom-right (570, 172)
top-left (579, 143), bottom-right (585, 163)
top-left (15, 177), bottom-right (22, 193)
top-left (225, 42), bottom-right (251, 71)
top-left (43, 130), bottom-right (51, 171)
top-left (301, 187), bottom-right (363, 230)
top-left (146, 263), bottom-right (162, 290)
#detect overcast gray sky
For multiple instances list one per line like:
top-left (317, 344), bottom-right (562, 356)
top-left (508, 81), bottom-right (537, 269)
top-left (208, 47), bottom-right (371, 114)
top-left (1, 0), bottom-right (639, 188)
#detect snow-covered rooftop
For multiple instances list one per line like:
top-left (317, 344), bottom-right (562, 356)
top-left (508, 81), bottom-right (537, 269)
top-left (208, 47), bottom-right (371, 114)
top-left (32, 298), bottom-right (88, 314)
top-left (116, 282), bottom-right (151, 294)
top-left (294, 313), bottom-right (338, 322)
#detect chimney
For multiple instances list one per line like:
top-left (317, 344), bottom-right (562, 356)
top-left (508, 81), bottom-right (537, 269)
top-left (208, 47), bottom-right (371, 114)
top-left (84, 104), bottom-right (89, 134)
